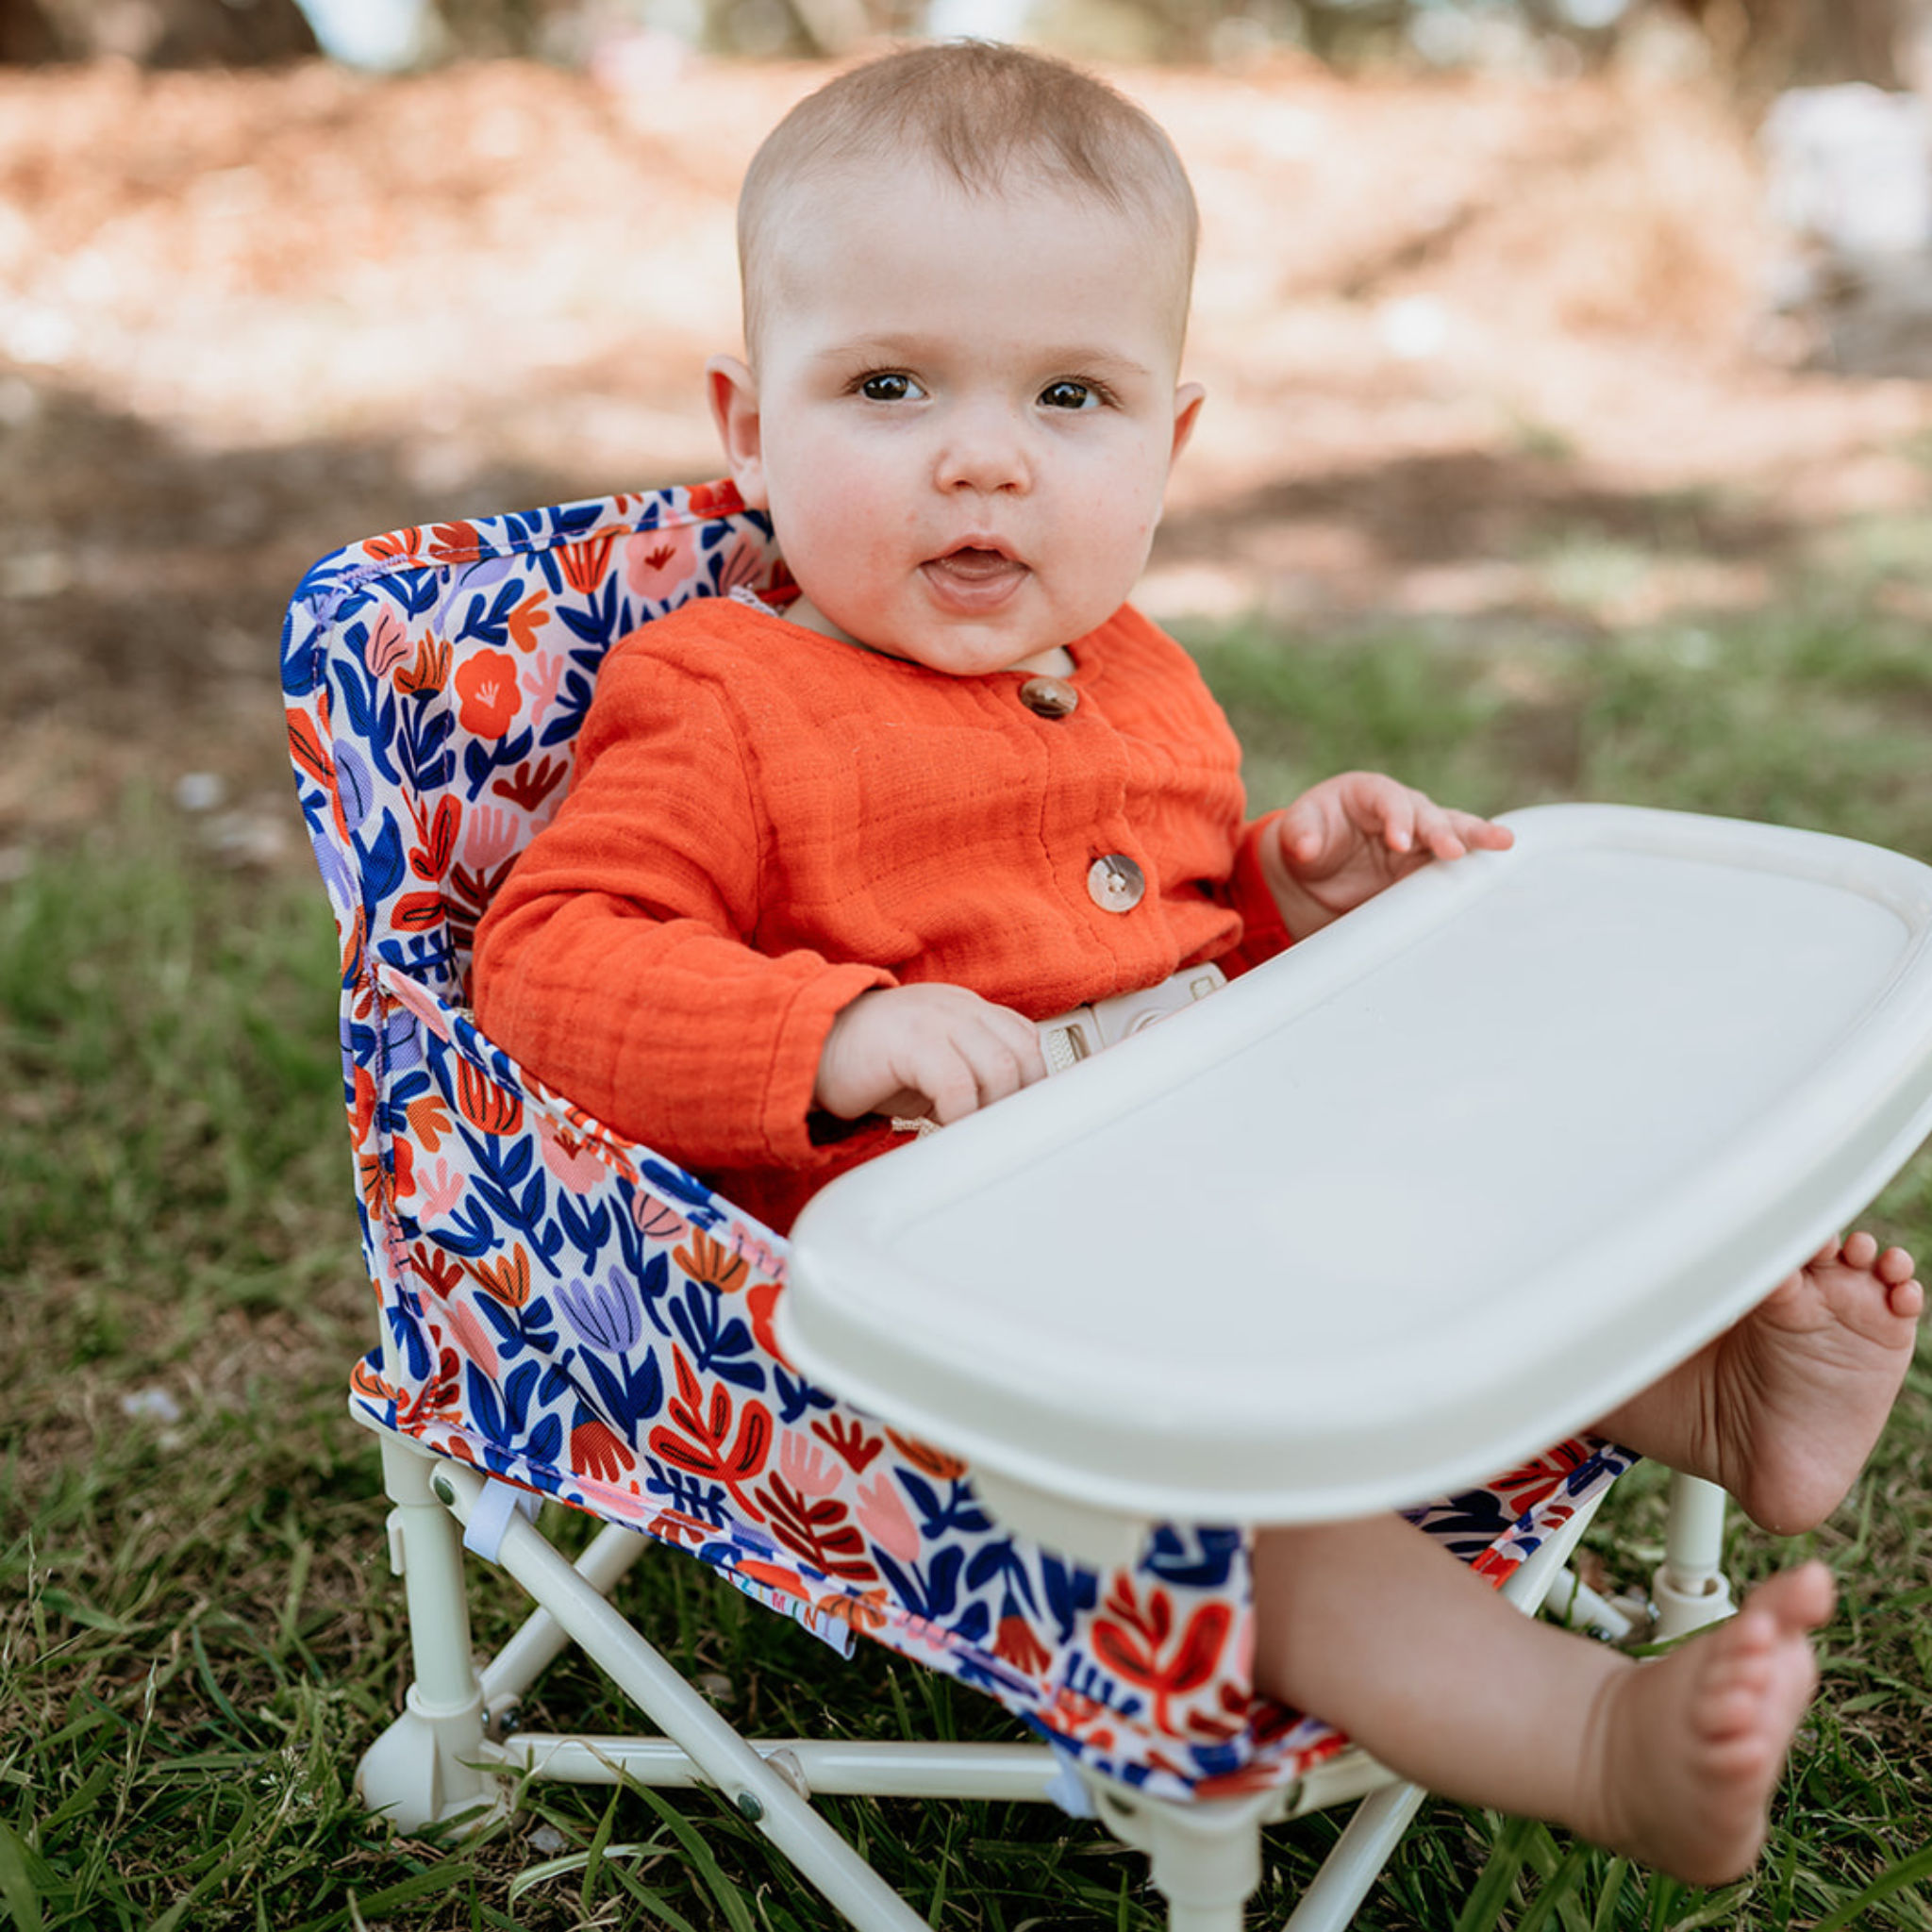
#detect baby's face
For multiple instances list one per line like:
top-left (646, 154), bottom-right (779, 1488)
top-left (710, 165), bottom-right (1201, 676)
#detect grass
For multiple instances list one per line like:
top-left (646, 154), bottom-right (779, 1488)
top-left (5, 569), bottom-right (1932, 1929)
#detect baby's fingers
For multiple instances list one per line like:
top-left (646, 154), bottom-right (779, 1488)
top-left (917, 1011), bottom-right (1044, 1124)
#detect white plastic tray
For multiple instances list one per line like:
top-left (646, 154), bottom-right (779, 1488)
top-left (782, 806), bottom-right (1932, 1559)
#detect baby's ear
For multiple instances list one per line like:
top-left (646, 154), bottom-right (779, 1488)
top-left (1171, 382), bottom-right (1206, 465)
top-left (706, 356), bottom-right (769, 508)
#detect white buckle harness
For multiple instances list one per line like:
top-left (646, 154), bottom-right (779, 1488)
top-left (1036, 962), bottom-right (1227, 1074)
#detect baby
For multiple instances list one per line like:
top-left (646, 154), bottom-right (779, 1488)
top-left (473, 41), bottom-right (1924, 1886)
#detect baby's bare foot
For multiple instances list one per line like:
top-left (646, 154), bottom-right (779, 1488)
top-left (1713, 1234), bottom-right (1922, 1533)
top-left (1585, 1564), bottom-right (1831, 1886)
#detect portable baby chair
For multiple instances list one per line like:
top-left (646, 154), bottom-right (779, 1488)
top-left (283, 479), bottom-right (1932, 1932)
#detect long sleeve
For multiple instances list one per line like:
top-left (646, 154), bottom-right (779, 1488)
top-left (1215, 810), bottom-right (1295, 974)
top-left (473, 645), bottom-right (893, 1173)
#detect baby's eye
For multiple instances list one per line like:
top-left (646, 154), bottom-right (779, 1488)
top-left (1038, 380), bottom-right (1101, 411)
top-left (858, 372), bottom-right (923, 403)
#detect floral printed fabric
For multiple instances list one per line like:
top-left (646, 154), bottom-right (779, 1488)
top-left (282, 480), bottom-right (1636, 1802)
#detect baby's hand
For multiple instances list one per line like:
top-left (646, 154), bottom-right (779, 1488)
top-left (815, 984), bottom-right (1046, 1126)
top-left (1267, 771), bottom-right (1512, 936)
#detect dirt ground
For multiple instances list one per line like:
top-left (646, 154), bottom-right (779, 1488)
top-left (1, 49), bottom-right (1928, 870)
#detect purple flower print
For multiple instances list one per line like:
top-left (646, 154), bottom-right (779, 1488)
top-left (558, 1272), bottom-right (643, 1355)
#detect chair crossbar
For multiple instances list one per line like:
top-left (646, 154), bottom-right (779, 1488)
top-left (495, 1733), bottom-right (1065, 1802)
top-left (429, 1457), bottom-right (936, 1932)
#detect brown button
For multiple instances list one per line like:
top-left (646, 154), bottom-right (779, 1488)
top-left (1088, 854), bottom-right (1145, 912)
top-left (1019, 676), bottom-right (1078, 719)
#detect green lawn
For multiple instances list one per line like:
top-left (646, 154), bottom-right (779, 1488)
top-left (4, 562), bottom-right (1931, 1929)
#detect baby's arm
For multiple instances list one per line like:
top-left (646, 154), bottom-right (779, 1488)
top-left (1261, 771), bottom-right (1512, 938)
top-left (816, 984), bottom-right (1046, 1126)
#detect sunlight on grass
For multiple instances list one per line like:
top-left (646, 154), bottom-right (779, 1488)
top-left (5, 591), bottom-right (1932, 1927)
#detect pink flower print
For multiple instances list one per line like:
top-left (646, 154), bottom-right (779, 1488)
top-left (446, 1299), bottom-right (499, 1377)
top-left (537, 1112), bottom-right (607, 1193)
top-left (728, 1223), bottom-right (785, 1282)
top-left (419, 1157), bottom-right (465, 1220)
top-left (520, 648), bottom-right (565, 729)
top-left (363, 604), bottom-right (412, 679)
top-left (454, 649), bottom-right (522, 739)
top-left (632, 1193), bottom-right (686, 1242)
top-left (855, 1474), bottom-right (921, 1565)
top-left (778, 1431), bottom-right (841, 1500)
top-left (383, 968), bottom-right (455, 1042)
top-left (461, 803), bottom-right (519, 872)
top-left (625, 525), bottom-right (700, 604)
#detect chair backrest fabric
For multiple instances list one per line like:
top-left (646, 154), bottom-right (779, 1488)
top-left (282, 482), bottom-right (1632, 1808)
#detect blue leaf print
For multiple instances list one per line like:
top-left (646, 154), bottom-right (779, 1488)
top-left (646, 1461), bottom-right (730, 1526)
top-left (1041, 1552), bottom-right (1100, 1642)
top-left (525, 1412), bottom-right (563, 1468)
top-left (358, 816), bottom-right (407, 905)
top-left (773, 1363), bottom-right (832, 1426)
top-left (667, 1282), bottom-right (764, 1391)
top-left (468, 1364), bottom-right (506, 1444)
top-left (1143, 1524), bottom-right (1241, 1591)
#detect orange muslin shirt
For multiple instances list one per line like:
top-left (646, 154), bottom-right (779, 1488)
top-left (473, 596), bottom-right (1291, 1232)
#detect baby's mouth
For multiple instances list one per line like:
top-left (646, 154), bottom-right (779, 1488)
top-left (923, 544), bottom-right (1028, 608)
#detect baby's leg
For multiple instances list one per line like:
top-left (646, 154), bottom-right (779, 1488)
top-left (1595, 1233), bottom-right (1922, 1534)
top-left (1252, 1517), bottom-right (1830, 1886)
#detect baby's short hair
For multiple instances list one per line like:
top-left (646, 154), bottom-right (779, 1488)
top-left (737, 40), bottom-right (1198, 358)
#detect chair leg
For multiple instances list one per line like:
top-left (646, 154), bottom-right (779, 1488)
top-left (1083, 1778), bottom-right (1272, 1932)
top-left (356, 1437), bottom-right (502, 1833)
top-left (1278, 1782), bottom-right (1428, 1932)
top-left (426, 1457), bottom-right (936, 1932)
top-left (1651, 1473), bottom-right (1734, 1639)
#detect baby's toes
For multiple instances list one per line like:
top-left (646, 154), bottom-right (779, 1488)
top-left (1883, 1270), bottom-right (1925, 1323)
top-left (1876, 1244), bottom-right (1917, 1285)
top-left (1840, 1230), bottom-right (1879, 1272)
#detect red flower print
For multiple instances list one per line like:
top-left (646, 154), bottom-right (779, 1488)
top-left (428, 520), bottom-right (484, 562)
top-left (410, 1241), bottom-right (466, 1300)
top-left (675, 1231), bottom-right (748, 1295)
top-left (465, 1242), bottom-right (532, 1309)
top-left (810, 1412), bottom-right (882, 1474)
top-left (574, 1418), bottom-right (636, 1485)
top-left (558, 531), bottom-right (619, 596)
top-left (350, 1357), bottom-right (394, 1407)
top-left (1092, 1579), bottom-right (1236, 1736)
top-left (505, 587), bottom-right (550, 654)
top-left (648, 1348), bottom-right (774, 1522)
top-left (395, 636), bottom-right (451, 697)
top-left (491, 755), bottom-right (569, 815)
top-left (747, 1278), bottom-right (790, 1368)
top-left (993, 1613), bottom-right (1054, 1679)
top-left (886, 1429), bottom-right (967, 1483)
top-left (686, 478), bottom-right (743, 518)
top-left (816, 1589), bottom-right (889, 1637)
top-left (363, 525), bottom-right (425, 564)
top-left (455, 1058), bottom-right (523, 1136)
top-left (406, 1091), bottom-right (452, 1154)
top-left (454, 650), bottom-right (522, 738)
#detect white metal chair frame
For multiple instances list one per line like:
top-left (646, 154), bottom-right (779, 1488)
top-left (360, 1427), bottom-right (1732, 1931)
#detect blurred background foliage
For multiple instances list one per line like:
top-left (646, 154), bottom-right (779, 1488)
top-left (0, 0), bottom-right (1926, 93)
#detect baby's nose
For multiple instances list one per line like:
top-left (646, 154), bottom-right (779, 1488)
top-left (934, 404), bottom-right (1031, 494)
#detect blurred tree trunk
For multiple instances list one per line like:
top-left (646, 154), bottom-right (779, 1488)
top-left (3, 0), bottom-right (319, 63)
top-left (1668, 0), bottom-right (1911, 92)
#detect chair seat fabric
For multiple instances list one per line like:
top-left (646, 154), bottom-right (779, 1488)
top-left (285, 482), bottom-right (1636, 1803)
